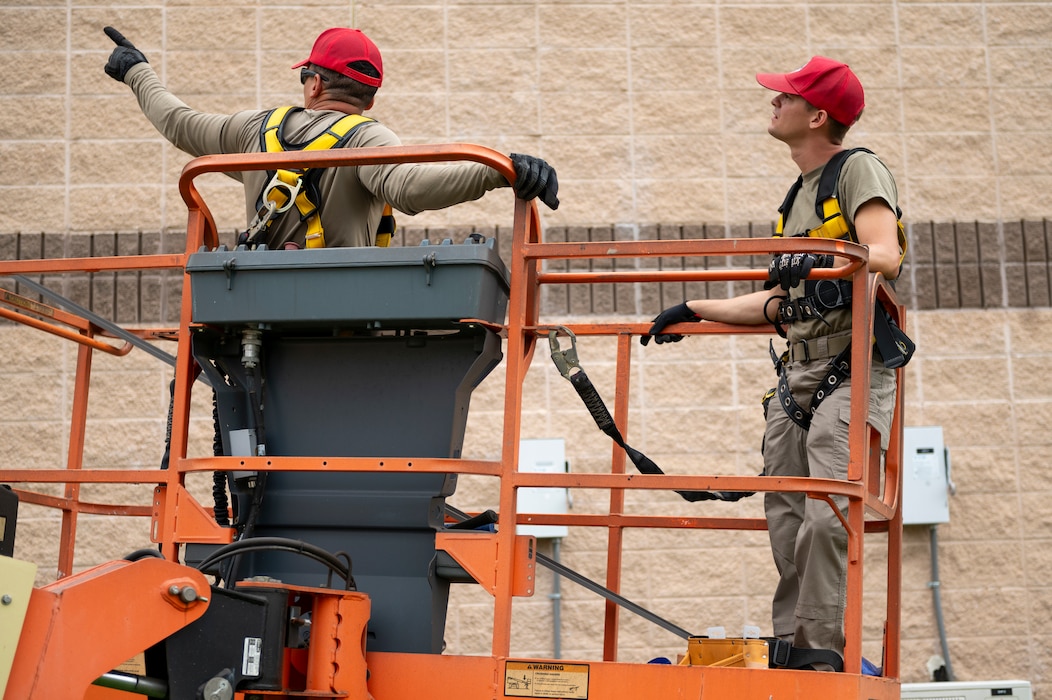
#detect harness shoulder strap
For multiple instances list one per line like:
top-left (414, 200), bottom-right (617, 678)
top-left (260, 106), bottom-right (295, 153)
top-left (260, 107), bottom-right (372, 154)
top-left (774, 147), bottom-right (871, 240)
top-left (304, 113), bottom-right (374, 151)
top-left (302, 113), bottom-right (395, 247)
top-left (774, 147), bottom-right (907, 263)
top-left (775, 175), bottom-right (803, 236)
top-left (814, 147), bottom-right (871, 220)
top-left (250, 108), bottom-right (390, 249)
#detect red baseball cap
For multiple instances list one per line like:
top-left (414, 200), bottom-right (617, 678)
top-left (293, 28), bottom-right (383, 88)
top-left (756, 56), bottom-right (864, 125)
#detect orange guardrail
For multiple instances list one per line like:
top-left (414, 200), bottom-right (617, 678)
top-left (0, 144), bottom-right (903, 699)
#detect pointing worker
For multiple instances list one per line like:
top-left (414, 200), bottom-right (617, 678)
top-left (104, 26), bottom-right (558, 250)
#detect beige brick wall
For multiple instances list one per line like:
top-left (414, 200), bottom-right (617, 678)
top-left (3, 0), bottom-right (1052, 235)
top-left (3, 307), bottom-right (1051, 693)
top-left (3, 0), bottom-right (1052, 695)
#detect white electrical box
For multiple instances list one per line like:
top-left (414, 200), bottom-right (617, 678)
top-left (516, 438), bottom-right (570, 539)
top-left (902, 425), bottom-right (951, 526)
top-left (901, 679), bottom-right (1032, 699)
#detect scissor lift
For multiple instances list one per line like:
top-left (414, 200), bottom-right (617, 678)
top-left (0, 145), bottom-right (904, 699)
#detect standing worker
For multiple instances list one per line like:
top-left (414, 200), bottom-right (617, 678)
top-left (103, 26), bottom-right (559, 249)
top-left (641, 57), bottom-right (906, 669)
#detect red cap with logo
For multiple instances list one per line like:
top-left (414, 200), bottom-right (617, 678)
top-left (293, 28), bottom-right (383, 88)
top-left (755, 56), bottom-right (864, 125)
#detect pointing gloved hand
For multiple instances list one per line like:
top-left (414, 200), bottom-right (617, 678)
top-left (639, 302), bottom-right (700, 346)
top-left (764, 252), bottom-right (834, 291)
top-left (103, 26), bottom-right (148, 82)
top-left (510, 153), bottom-right (560, 210)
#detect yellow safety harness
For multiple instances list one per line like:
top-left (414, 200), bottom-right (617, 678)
top-left (775, 147), bottom-right (907, 265)
top-left (242, 106), bottom-right (395, 249)
top-left (766, 147), bottom-right (914, 431)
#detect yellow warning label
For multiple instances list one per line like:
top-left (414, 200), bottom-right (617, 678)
top-left (0, 290), bottom-right (54, 318)
top-left (115, 652), bottom-right (147, 676)
top-left (504, 661), bottom-right (589, 699)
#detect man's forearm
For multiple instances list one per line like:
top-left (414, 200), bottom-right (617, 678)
top-left (687, 289), bottom-right (776, 326)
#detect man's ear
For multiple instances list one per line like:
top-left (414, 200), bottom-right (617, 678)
top-left (364, 97), bottom-right (375, 110)
top-left (809, 109), bottom-right (829, 130)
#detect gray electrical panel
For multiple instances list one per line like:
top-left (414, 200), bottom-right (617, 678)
top-left (902, 426), bottom-right (952, 525)
top-left (517, 438), bottom-right (570, 539)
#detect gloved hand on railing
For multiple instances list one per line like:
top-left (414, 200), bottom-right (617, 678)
top-left (764, 253), bottom-right (834, 291)
top-left (510, 153), bottom-right (560, 210)
top-left (640, 302), bottom-right (700, 346)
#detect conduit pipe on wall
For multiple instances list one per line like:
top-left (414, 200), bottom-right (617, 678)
top-left (929, 524), bottom-right (956, 682)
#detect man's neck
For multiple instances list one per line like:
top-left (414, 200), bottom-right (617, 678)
top-left (788, 140), bottom-right (844, 175)
top-left (304, 98), bottom-right (362, 115)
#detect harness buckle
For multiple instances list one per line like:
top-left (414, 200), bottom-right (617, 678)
top-left (767, 638), bottom-right (793, 668)
top-left (262, 172), bottom-right (303, 215)
top-left (795, 339), bottom-right (811, 363)
top-left (548, 328), bottom-right (581, 379)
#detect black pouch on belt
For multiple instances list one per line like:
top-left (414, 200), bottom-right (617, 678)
top-left (873, 306), bottom-right (915, 369)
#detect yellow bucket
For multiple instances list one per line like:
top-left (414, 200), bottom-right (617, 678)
top-left (680, 637), bottom-right (769, 669)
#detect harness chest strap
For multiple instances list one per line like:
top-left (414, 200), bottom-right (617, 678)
top-left (254, 106), bottom-right (395, 248)
top-left (777, 278), bottom-right (851, 326)
top-left (766, 148), bottom-right (914, 429)
top-left (774, 147), bottom-right (908, 266)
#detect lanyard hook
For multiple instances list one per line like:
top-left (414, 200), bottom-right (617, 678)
top-left (548, 328), bottom-right (581, 379)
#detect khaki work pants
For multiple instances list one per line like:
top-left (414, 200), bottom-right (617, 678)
top-left (762, 358), bottom-right (896, 657)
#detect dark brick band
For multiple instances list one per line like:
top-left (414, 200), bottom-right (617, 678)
top-left (2, 222), bottom-right (1049, 326)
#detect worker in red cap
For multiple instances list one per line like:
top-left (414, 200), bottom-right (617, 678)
top-left (103, 26), bottom-right (558, 249)
top-left (642, 57), bottom-right (907, 671)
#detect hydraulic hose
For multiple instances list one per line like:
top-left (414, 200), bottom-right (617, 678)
top-left (92, 671), bottom-right (168, 698)
top-left (196, 536), bottom-right (356, 590)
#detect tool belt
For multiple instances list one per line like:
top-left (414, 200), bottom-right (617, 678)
top-left (786, 331), bottom-right (853, 364)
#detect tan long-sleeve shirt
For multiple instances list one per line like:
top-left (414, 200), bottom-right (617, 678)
top-left (125, 63), bottom-right (508, 248)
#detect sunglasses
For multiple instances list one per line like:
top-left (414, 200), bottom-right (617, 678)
top-left (300, 67), bottom-right (330, 85)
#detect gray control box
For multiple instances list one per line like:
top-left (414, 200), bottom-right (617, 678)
top-left (186, 238), bottom-right (510, 328)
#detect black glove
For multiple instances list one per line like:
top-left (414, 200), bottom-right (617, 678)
top-left (104, 26), bottom-right (148, 82)
top-left (764, 253), bottom-right (833, 291)
top-left (640, 302), bottom-right (700, 346)
top-left (510, 153), bottom-right (559, 210)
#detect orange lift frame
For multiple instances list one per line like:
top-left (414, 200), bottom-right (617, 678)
top-left (0, 145), bottom-right (905, 700)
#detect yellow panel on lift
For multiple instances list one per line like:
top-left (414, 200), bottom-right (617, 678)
top-left (0, 556), bottom-right (37, 697)
top-left (680, 637), bottom-right (770, 668)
